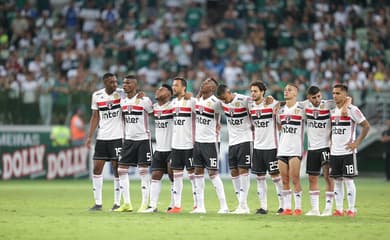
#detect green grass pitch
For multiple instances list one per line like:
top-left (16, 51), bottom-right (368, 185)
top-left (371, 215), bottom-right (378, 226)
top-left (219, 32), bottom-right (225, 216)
top-left (0, 177), bottom-right (389, 240)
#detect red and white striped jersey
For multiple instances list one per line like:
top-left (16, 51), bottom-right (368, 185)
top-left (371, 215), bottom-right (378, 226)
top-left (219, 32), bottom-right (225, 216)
top-left (330, 105), bottom-right (366, 156)
top-left (249, 100), bottom-right (279, 150)
top-left (153, 101), bottom-right (174, 151)
top-left (220, 94), bottom-right (253, 146)
top-left (303, 100), bottom-right (335, 150)
top-left (91, 88), bottom-right (124, 140)
top-left (121, 94), bottom-right (153, 141)
top-left (277, 102), bottom-right (305, 156)
top-left (171, 97), bottom-right (196, 150)
top-left (195, 95), bottom-right (222, 143)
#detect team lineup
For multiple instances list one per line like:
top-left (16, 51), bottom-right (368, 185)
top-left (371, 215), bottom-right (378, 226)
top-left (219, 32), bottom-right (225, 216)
top-left (85, 73), bottom-right (370, 217)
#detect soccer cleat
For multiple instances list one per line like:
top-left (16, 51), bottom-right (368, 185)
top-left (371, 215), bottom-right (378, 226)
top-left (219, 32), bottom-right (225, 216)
top-left (346, 210), bottom-right (356, 217)
top-left (190, 207), bottom-right (206, 214)
top-left (294, 209), bottom-right (302, 216)
top-left (217, 208), bottom-right (229, 214)
top-left (276, 208), bottom-right (284, 214)
top-left (305, 209), bottom-right (320, 216)
top-left (332, 210), bottom-right (344, 216)
top-left (110, 204), bottom-right (120, 211)
top-left (114, 203), bottom-right (133, 212)
top-left (89, 204), bottom-right (102, 211)
top-left (255, 208), bottom-right (268, 214)
top-left (320, 208), bottom-right (332, 217)
top-left (231, 206), bottom-right (250, 214)
top-left (141, 206), bottom-right (158, 213)
top-left (166, 207), bottom-right (173, 212)
top-left (167, 207), bottom-right (182, 213)
top-left (279, 209), bottom-right (293, 215)
top-left (137, 204), bottom-right (148, 213)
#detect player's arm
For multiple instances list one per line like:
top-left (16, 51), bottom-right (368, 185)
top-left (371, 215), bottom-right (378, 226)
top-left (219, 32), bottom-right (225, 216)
top-left (346, 120), bottom-right (370, 151)
top-left (85, 110), bottom-right (99, 148)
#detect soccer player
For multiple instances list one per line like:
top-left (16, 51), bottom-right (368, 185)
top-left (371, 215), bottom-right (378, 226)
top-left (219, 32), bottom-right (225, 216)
top-left (330, 84), bottom-right (370, 217)
top-left (167, 77), bottom-right (197, 213)
top-left (142, 84), bottom-right (175, 213)
top-left (249, 81), bottom-right (283, 214)
top-left (115, 75), bottom-right (153, 212)
top-left (192, 78), bottom-right (229, 214)
top-left (216, 84), bottom-right (252, 214)
top-left (276, 83), bottom-right (305, 216)
top-left (86, 72), bottom-right (124, 211)
top-left (303, 86), bottom-right (335, 216)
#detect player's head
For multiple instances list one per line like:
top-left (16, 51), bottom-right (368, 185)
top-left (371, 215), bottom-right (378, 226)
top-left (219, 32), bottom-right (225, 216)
top-left (155, 84), bottom-right (173, 102)
top-left (250, 81), bottom-right (267, 101)
top-left (200, 77), bottom-right (218, 95)
top-left (307, 85), bottom-right (322, 107)
top-left (172, 77), bottom-right (187, 97)
top-left (216, 84), bottom-right (233, 103)
top-left (103, 72), bottom-right (117, 94)
top-left (332, 84), bottom-right (348, 104)
top-left (284, 83), bottom-right (298, 100)
top-left (123, 75), bottom-right (138, 94)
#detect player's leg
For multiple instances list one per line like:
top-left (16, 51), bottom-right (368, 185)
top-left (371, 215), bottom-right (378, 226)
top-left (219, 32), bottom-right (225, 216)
top-left (114, 140), bottom-right (133, 212)
top-left (330, 155), bottom-right (344, 216)
top-left (167, 160), bottom-right (174, 211)
top-left (278, 157), bottom-right (292, 215)
top-left (137, 140), bottom-right (152, 212)
top-left (306, 150), bottom-right (321, 216)
top-left (185, 150), bottom-right (197, 210)
top-left (344, 154), bottom-right (357, 217)
top-left (289, 156), bottom-right (302, 215)
top-left (110, 139), bottom-right (123, 210)
top-left (90, 159), bottom-right (105, 210)
top-left (229, 145), bottom-right (241, 202)
top-left (167, 149), bottom-right (185, 213)
top-left (232, 142), bottom-right (251, 214)
top-left (252, 149), bottom-right (267, 213)
top-left (192, 142), bottom-right (206, 213)
top-left (268, 149), bottom-right (283, 213)
top-left (321, 163), bottom-right (334, 216)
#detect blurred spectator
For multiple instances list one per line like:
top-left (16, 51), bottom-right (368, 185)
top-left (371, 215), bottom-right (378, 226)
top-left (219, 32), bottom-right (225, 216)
top-left (38, 70), bottom-right (54, 125)
top-left (70, 107), bottom-right (86, 147)
top-left (50, 115), bottom-right (70, 147)
top-left (20, 71), bottom-right (39, 124)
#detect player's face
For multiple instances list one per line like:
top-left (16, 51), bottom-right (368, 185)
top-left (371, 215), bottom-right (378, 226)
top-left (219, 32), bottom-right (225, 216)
top-left (172, 79), bottom-right (185, 96)
top-left (200, 79), bottom-right (216, 94)
top-left (308, 92), bottom-right (322, 107)
top-left (155, 86), bottom-right (171, 101)
top-left (250, 86), bottom-right (263, 102)
top-left (284, 85), bottom-right (297, 100)
top-left (104, 76), bottom-right (118, 94)
top-left (332, 87), bottom-right (347, 104)
top-left (122, 78), bottom-right (137, 93)
top-left (218, 90), bottom-right (233, 104)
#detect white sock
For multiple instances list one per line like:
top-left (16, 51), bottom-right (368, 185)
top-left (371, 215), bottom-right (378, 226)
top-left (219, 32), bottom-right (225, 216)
top-left (170, 182), bottom-right (174, 208)
top-left (334, 179), bottom-right (344, 211)
top-left (309, 190), bottom-right (320, 211)
top-left (194, 175), bottom-right (205, 209)
top-left (325, 191), bottom-right (334, 210)
top-left (139, 167), bottom-right (150, 206)
top-left (149, 179), bottom-right (161, 209)
top-left (272, 176), bottom-right (283, 209)
top-left (294, 191), bottom-right (303, 210)
top-left (282, 189), bottom-right (292, 210)
top-left (210, 174), bottom-right (228, 210)
top-left (231, 176), bottom-right (240, 202)
top-left (173, 172), bottom-right (184, 208)
top-left (256, 176), bottom-right (267, 210)
top-left (114, 177), bottom-right (120, 205)
top-left (92, 174), bottom-right (103, 205)
top-left (118, 168), bottom-right (131, 204)
top-left (239, 173), bottom-right (250, 208)
top-left (344, 178), bottom-right (356, 211)
top-left (188, 173), bottom-right (197, 207)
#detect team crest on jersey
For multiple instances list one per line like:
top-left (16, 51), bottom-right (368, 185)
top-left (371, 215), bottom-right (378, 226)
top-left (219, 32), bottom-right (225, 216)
top-left (182, 100), bottom-right (187, 106)
top-left (285, 115), bottom-right (291, 123)
top-left (135, 99), bottom-right (140, 105)
top-left (107, 101), bottom-right (113, 109)
top-left (294, 109), bottom-right (300, 115)
top-left (207, 102), bottom-right (211, 107)
top-left (313, 110), bottom-right (319, 119)
top-left (235, 102), bottom-right (240, 107)
top-left (320, 104), bottom-right (324, 109)
top-left (113, 92), bottom-right (119, 99)
top-left (175, 107), bottom-right (180, 115)
top-left (256, 110), bottom-right (262, 118)
top-left (229, 108), bottom-right (234, 116)
top-left (127, 105), bottom-right (133, 112)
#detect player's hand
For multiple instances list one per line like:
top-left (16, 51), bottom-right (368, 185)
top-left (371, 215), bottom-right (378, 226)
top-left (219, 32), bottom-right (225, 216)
top-left (265, 95), bottom-right (274, 105)
top-left (184, 92), bottom-right (193, 100)
top-left (345, 141), bottom-right (358, 151)
top-left (85, 137), bottom-right (91, 149)
top-left (137, 91), bottom-right (145, 98)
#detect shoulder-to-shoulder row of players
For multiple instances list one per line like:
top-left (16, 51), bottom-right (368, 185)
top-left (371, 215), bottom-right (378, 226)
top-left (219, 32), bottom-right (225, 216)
top-left (85, 73), bottom-right (370, 217)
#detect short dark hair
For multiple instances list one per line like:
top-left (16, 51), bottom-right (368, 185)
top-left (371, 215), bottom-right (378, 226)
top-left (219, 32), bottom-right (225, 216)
top-left (216, 84), bottom-right (229, 97)
top-left (124, 75), bottom-right (137, 80)
top-left (173, 77), bottom-right (187, 89)
top-left (286, 83), bottom-right (299, 90)
top-left (161, 84), bottom-right (173, 95)
top-left (103, 72), bottom-right (114, 81)
top-left (333, 84), bottom-right (348, 92)
top-left (250, 81), bottom-right (267, 93)
top-left (307, 85), bottom-right (320, 96)
top-left (207, 77), bottom-right (219, 87)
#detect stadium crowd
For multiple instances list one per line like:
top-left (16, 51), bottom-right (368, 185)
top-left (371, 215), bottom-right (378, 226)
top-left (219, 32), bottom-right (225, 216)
top-left (0, 0), bottom-right (389, 125)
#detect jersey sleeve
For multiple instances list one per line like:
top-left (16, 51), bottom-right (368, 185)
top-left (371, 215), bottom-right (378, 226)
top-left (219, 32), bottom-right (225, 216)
top-left (91, 92), bottom-right (98, 110)
top-left (143, 97), bottom-right (154, 114)
top-left (324, 99), bottom-right (336, 109)
top-left (349, 105), bottom-right (366, 124)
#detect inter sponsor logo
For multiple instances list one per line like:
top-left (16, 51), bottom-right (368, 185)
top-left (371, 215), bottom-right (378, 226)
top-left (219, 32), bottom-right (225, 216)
top-left (102, 109), bottom-right (120, 120)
